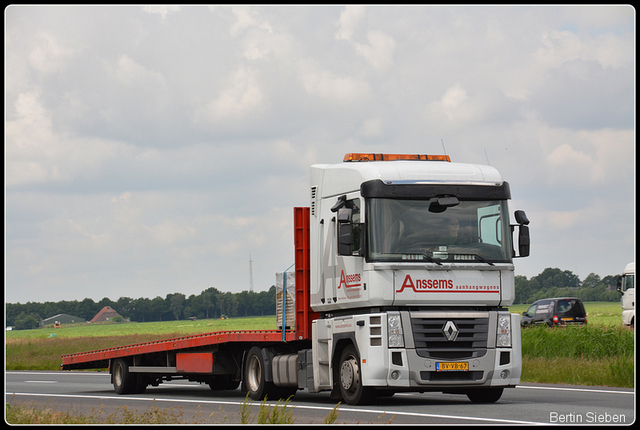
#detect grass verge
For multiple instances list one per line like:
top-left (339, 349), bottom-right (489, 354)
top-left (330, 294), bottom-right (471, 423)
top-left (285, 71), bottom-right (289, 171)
top-left (6, 403), bottom-right (219, 424)
top-left (6, 396), bottom-right (342, 425)
top-left (519, 323), bottom-right (634, 388)
top-left (521, 356), bottom-right (634, 387)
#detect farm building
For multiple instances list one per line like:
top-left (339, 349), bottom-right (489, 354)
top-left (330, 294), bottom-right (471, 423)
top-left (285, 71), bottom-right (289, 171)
top-left (40, 313), bottom-right (86, 327)
top-left (90, 306), bottom-right (123, 322)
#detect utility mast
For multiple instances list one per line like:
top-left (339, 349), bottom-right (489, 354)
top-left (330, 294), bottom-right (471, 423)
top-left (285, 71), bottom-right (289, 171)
top-left (249, 254), bottom-right (254, 292)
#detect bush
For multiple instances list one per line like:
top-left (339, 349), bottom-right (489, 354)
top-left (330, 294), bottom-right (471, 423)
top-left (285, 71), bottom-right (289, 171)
top-left (14, 313), bottom-right (39, 330)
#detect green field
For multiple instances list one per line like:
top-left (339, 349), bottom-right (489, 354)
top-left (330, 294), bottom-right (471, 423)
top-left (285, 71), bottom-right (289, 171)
top-left (5, 316), bottom-right (277, 371)
top-left (6, 315), bottom-right (276, 341)
top-left (5, 302), bottom-right (634, 387)
top-left (510, 301), bottom-right (634, 387)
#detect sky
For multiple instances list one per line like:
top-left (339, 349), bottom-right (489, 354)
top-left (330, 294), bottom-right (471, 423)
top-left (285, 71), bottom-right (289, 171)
top-left (5, 5), bottom-right (635, 304)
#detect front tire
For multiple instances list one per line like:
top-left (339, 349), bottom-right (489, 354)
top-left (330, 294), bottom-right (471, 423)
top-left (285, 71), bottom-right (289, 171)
top-left (337, 345), bottom-right (376, 405)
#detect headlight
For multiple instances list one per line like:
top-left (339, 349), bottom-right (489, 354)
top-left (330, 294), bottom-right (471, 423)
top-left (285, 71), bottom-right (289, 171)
top-left (497, 314), bottom-right (512, 347)
top-left (387, 312), bottom-right (404, 348)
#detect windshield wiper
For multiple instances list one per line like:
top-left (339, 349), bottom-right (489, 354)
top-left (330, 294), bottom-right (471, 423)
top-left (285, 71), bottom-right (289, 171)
top-left (472, 254), bottom-right (495, 266)
top-left (403, 253), bottom-right (443, 266)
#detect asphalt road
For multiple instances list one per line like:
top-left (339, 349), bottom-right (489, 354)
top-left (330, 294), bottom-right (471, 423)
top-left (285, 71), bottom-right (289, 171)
top-left (5, 371), bottom-right (635, 424)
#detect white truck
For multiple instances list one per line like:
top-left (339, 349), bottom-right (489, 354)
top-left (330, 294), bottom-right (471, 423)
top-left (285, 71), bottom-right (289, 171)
top-left (63, 152), bottom-right (531, 405)
top-left (617, 262), bottom-right (635, 328)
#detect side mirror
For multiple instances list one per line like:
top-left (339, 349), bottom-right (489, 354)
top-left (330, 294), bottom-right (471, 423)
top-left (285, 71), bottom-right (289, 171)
top-left (518, 225), bottom-right (530, 257)
top-left (513, 210), bottom-right (530, 258)
top-left (616, 275), bottom-right (622, 293)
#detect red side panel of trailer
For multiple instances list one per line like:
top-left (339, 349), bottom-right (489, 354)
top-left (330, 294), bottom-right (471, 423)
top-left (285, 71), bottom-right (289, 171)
top-left (176, 352), bottom-right (213, 373)
top-left (294, 207), bottom-right (320, 341)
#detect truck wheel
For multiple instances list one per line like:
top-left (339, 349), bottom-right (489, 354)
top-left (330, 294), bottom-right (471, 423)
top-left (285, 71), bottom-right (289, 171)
top-left (338, 344), bottom-right (376, 405)
top-left (466, 387), bottom-right (504, 403)
top-left (245, 347), bottom-right (280, 400)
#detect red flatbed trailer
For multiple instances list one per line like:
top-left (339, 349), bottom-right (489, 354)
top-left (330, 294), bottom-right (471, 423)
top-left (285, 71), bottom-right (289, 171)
top-left (61, 329), bottom-right (301, 370)
top-left (61, 208), bottom-right (319, 397)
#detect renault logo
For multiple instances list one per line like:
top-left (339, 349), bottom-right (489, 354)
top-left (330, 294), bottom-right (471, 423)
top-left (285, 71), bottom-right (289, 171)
top-left (443, 320), bottom-right (459, 341)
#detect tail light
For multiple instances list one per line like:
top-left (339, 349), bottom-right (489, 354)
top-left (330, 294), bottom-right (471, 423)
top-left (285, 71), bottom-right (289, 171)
top-left (553, 315), bottom-right (558, 324)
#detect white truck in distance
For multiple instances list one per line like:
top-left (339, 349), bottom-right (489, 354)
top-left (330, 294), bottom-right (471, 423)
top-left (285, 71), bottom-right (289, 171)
top-left (308, 152), bottom-right (530, 404)
top-left (617, 262), bottom-right (634, 328)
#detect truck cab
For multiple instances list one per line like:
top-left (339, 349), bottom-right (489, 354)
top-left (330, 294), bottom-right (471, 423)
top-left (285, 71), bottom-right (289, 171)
top-left (617, 262), bottom-right (635, 328)
top-left (307, 153), bottom-right (530, 403)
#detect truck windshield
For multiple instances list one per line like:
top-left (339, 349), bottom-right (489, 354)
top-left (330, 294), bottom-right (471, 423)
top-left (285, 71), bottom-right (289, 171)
top-left (367, 198), bottom-right (513, 264)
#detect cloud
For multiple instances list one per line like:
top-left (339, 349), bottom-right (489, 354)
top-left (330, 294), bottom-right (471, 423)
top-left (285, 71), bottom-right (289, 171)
top-left (141, 5), bottom-right (180, 20)
top-left (353, 30), bottom-right (396, 71)
top-left (335, 7), bottom-right (395, 71)
top-left (230, 7), bottom-right (273, 37)
top-left (27, 31), bottom-right (77, 74)
top-left (527, 59), bottom-right (633, 130)
top-left (5, 91), bottom-right (124, 187)
top-left (298, 59), bottom-right (371, 103)
top-left (113, 55), bottom-right (166, 88)
top-left (541, 127), bottom-right (634, 187)
top-left (197, 66), bottom-right (266, 123)
top-left (335, 6), bottom-right (365, 41)
top-left (425, 84), bottom-right (522, 132)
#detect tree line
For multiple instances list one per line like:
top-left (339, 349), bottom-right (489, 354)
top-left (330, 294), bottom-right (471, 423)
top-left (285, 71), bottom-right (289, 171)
top-left (514, 268), bottom-right (620, 304)
top-left (6, 286), bottom-right (278, 330)
top-left (6, 267), bottom-right (623, 330)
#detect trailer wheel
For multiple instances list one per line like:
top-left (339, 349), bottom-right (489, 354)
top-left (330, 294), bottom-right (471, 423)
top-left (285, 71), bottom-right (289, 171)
top-left (337, 344), bottom-right (376, 405)
top-left (112, 359), bottom-right (146, 395)
top-left (113, 359), bottom-right (133, 394)
top-left (466, 387), bottom-right (504, 403)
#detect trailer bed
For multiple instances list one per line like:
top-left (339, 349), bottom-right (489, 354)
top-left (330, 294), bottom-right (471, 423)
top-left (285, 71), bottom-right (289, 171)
top-left (61, 329), bottom-right (299, 370)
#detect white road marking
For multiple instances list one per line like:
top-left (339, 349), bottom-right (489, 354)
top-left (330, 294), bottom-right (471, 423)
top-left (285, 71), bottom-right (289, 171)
top-left (515, 385), bottom-right (633, 395)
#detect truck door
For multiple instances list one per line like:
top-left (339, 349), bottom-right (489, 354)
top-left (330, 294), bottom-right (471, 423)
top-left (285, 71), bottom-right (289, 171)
top-left (322, 194), bottom-right (365, 308)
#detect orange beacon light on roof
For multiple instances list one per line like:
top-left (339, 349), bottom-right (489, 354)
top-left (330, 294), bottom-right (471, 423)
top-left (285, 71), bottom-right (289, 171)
top-left (343, 153), bottom-right (451, 162)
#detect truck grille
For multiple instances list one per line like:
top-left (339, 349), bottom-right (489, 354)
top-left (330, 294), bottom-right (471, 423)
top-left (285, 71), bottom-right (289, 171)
top-left (411, 316), bottom-right (489, 360)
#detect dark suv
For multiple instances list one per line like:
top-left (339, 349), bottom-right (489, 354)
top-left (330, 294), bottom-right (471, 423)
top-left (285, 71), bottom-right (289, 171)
top-left (521, 297), bottom-right (587, 327)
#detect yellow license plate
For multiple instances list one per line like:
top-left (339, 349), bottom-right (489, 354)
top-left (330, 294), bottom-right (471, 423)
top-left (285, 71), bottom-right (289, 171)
top-left (561, 317), bottom-right (574, 321)
top-left (436, 362), bottom-right (469, 372)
